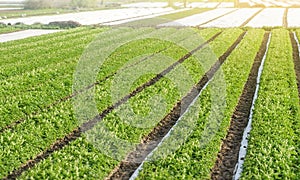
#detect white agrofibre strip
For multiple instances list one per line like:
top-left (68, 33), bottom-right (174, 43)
top-left (188, 2), bottom-right (219, 8)
top-left (0, 29), bottom-right (62, 42)
top-left (201, 8), bottom-right (261, 28)
top-left (159, 8), bottom-right (236, 27)
top-left (250, 0), bottom-right (273, 7)
top-left (0, 7), bottom-right (23, 11)
top-left (246, 8), bottom-right (285, 28)
top-left (102, 8), bottom-right (187, 25)
top-left (0, 8), bottom-right (175, 25)
top-left (248, 0), bottom-right (299, 7)
top-left (287, 0), bottom-right (300, 6)
top-left (173, 2), bottom-right (234, 8)
top-left (121, 2), bottom-right (168, 8)
top-left (217, 2), bottom-right (235, 8)
top-left (288, 8), bottom-right (300, 27)
top-left (268, 0), bottom-right (290, 7)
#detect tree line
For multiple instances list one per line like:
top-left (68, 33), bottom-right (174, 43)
top-left (24, 0), bottom-right (99, 9)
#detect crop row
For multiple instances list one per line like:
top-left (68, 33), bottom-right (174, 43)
top-left (0, 28), bottom-right (106, 129)
top-left (0, 27), bottom-right (222, 178)
top-left (9, 29), bottom-right (243, 179)
top-left (136, 29), bottom-right (265, 179)
top-left (2, 27), bottom-right (300, 180)
top-left (241, 29), bottom-right (300, 179)
top-left (0, 27), bottom-right (88, 51)
top-left (0, 28), bottom-right (105, 79)
top-left (0, 27), bottom-right (21, 34)
top-left (1, 27), bottom-right (187, 130)
top-left (0, 27), bottom-right (197, 131)
top-left (2, 27), bottom-right (239, 178)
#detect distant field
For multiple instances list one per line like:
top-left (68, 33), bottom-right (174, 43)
top-left (0, 8), bottom-right (74, 19)
top-left (0, 26), bottom-right (20, 34)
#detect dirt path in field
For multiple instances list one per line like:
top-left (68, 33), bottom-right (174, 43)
top-left (283, 8), bottom-right (288, 28)
top-left (290, 32), bottom-right (300, 99)
top-left (197, 9), bottom-right (238, 27)
top-left (106, 31), bottom-right (247, 180)
top-left (210, 32), bottom-right (270, 180)
top-left (3, 31), bottom-right (223, 180)
top-left (0, 29), bottom-right (62, 42)
top-left (240, 8), bottom-right (263, 27)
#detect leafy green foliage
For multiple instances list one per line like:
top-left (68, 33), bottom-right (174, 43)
top-left (1, 27), bottom-right (299, 180)
top-left (0, 27), bottom-right (21, 34)
top-left (0, 28), bottom-right (105, 129)
top-left (241, 29), bottom-right (300, 179)
top-left (17, 28), bottom-right (241, 179)
top-left (137, 29), bottom-right (264, 179)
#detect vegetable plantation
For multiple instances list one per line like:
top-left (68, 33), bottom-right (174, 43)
top-left (0, 26), bottom-right (299, 180)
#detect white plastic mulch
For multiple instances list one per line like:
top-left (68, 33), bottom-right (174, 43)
top-left (217, 2), bottom-right (235, 8)
top-left (242, 0), bottom-right (297, 7)
top-left (245, 8), bottom-right (285, 28)
top-left (0, 7), bottom-right (178, 25)
top-left (288, 8), bottom-right (300, 27)
top-left (0, 29), bottom-right (62, 42)
top-left (200, 8), bottom-right (261, 28)
top-left (0, 7), bottom-right (23, 11)
top-left (159, 7), bottom-right (300, 28)
top-left (121, 2), bottom-right (168, 8)
top-left (188, 2), bottom-right (220, 8)
top-left (250, 0), bottom-right (274, 7)
top-left (159, 8), bottom-right (236, 27)
top-left (102, 8), bottom-right (187, 26)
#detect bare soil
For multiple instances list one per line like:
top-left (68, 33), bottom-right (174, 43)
top-left (4, 30), bottom-right (223, 180)
top-left (210, 32), bottom-right (270, 180)
top-left (107, 31), bottom-right (246, 180)
top-left (290, 32), bottom-right (300, 98)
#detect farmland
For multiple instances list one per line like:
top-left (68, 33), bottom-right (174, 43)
top-left (1, 3), bottom-right (300, 180)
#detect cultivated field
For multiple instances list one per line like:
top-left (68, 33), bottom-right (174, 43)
top-left (0, 2), bottom-right (300, 179)
top-left (4, 7), bottom-right (300, 28)
top-left (0, 26), bottom-right (299, 179)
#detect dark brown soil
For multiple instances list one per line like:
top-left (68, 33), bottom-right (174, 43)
top-left (107, 31), bottom-right (247, 180)
top-left (290, 32), bottom-right (300, 99)
top-left (0, 33), bottom-right (185, 134)
top-left (4, 128), bottom-right (81, 180)
top-left (210, 32), bottom-right (270, 180)
top-left (3, 31), bottom-right (222, 180)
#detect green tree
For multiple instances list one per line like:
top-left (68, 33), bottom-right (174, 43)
top-left (24, 0), bottom-right (71, 9)
top-left (24, 0), bottom-right (50, 9)
top-left (71, 0), bottom-right (98, 8)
